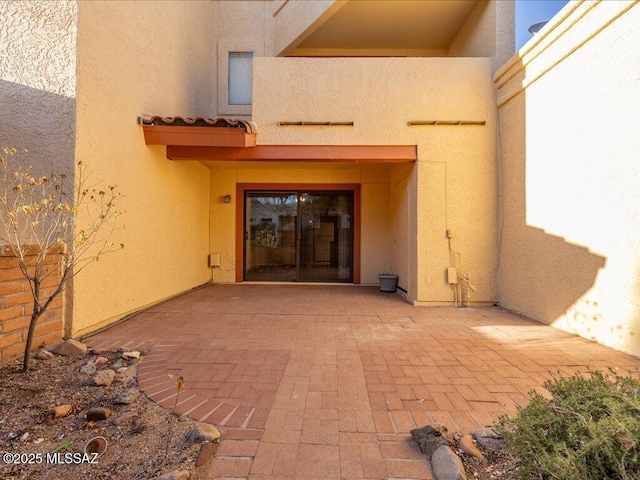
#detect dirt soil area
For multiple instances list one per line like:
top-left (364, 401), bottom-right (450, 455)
top-left (462, 446), bottom-right (519, 479)
top-left (0, 348), bottom-right (216, 480)
top-left (0, 346), bottom-right (518, 480)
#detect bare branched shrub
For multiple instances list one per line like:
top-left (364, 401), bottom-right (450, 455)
top-left (0, 148), bottom-right (124, 371)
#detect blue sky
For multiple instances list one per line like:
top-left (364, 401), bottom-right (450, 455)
top-left (516, 0), bottom-right (569, 49)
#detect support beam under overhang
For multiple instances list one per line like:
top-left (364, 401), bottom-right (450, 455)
top-left (166, 145), bottom-right (417, 163)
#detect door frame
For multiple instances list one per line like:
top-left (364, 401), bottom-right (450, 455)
top-left (236, 183), bottom-right (361, 283)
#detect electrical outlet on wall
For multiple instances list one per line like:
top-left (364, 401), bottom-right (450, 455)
top-left (447, 267), bottom-right (458, 284)
top-left (208, 253), bottom-right (221, 267)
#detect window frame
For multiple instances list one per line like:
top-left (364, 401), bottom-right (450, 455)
top-left (217, 40), bottom-right (263, 116)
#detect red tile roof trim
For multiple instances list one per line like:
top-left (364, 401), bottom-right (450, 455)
top-left (139, 115), bottom-right (257, 134)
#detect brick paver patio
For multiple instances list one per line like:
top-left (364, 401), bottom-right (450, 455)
top-left (86, 284), bottom-right (640, 479)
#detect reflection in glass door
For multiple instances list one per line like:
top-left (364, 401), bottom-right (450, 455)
top-left (245, 192), bottom-right (298, 281)
top-left (298, 192), bottom-right (352, 282)
top-left (244, 190), bottom-right (353, 282)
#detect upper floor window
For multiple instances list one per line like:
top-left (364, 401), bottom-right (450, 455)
top-left (228, 52), bottom-right (253, 105)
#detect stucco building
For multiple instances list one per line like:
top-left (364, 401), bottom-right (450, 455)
top-left (1, 0), bottom-right (639, 358)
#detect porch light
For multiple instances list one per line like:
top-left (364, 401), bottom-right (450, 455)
top-left (223, 194), bottom-right (232, 203)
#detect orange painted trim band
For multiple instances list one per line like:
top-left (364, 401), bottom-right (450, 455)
top-left (167, 145), bottom-right (416, 162)
top-left (143, 126), bottom-right (256, 147)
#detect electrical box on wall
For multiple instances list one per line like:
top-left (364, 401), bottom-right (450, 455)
top-left (447, 267), bottom-right (458, 284)
top-left (208, 253), bottom-right (221, 267)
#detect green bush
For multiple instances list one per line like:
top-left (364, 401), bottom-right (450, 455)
top-left (497, 369), bottom-right (640, 479)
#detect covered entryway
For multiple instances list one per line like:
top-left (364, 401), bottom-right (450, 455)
top-left (139, 120), bottom-right (417, 289)
top-left (239, 184), bottom-right (360, 283)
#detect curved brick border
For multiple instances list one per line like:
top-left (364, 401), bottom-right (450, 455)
top-left (136, 344), bottom-right (266, 429)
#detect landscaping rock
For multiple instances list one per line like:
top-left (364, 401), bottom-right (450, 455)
top-left (86, 407), bottom-right (111, 422)
top-left (93, 369), bottom-right (115, 386)
top-left (457, 434), bottom-right (485, 461)
top-left (431, 445), bottom-right (467, 480)
top-left (195, 442), bottom-right (215, 467)
top-left (51, 405), bottom-right (73, 419)
top-left (117, 367), bottom-right (128, 374)
top-left (411, 424), bottom-right (454, 457)
top-left (94, 356), bottom-right (108, 367)
top-left (127, 357), bottom-right (140, 366)
top-left (140, 348), bottom-right (150, 356)
top-left (80, 359), bottom-right (97, 375)
top-left (154, 471), bottom-right (190, 480)
top-left (115, 389), bottom-right (140, 405)
top-left (53, 339), bottom-right (87, 356)
top-left (184, 424), bottom-right (221, 444)
top-left (111, 411), bottom-right (137, 426)
top-left (34, 349), bottom-right (54, 360)
top-left (472, 427), bottom-right (504, 451)
top-left (111, 358), bottom-right (126, 370)
top-left (122, 351), bottom-right (140, 360)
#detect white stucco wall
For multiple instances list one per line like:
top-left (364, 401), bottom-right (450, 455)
top-left (72, 1), bottom-right (214, 336)
top-left (0, 1), bottom-right (77, 173)
top-left (496, 0), bottom-right (640, 356)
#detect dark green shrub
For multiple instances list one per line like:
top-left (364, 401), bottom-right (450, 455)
top-left (497, 370), bottom-right (640, 479)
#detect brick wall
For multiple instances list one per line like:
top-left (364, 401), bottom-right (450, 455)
top-left (0, 248), bottom-right (64, 359)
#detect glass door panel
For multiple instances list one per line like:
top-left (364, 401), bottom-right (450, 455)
top-left (244, 192), bottom-right (297, 281)
top-left (298, 191), bottom-right (352, 282)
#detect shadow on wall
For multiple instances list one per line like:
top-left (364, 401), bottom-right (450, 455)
top-left (0, 80), bottom-right (77, 340)
top-left (0, 80), bottom-right (76, 174)
top-left (497, 67), bottom-right (607, 335)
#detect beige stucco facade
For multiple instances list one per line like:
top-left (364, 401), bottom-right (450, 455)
top-left (0, 0), bottom-right (512, 338)
top-left (6, 0), bottom-right (639, 360)
top-left (496, 0), bottom-right (640, 357)
top-left (245, 57), bottom-right (498, 305)
top-left (71, 1), bottom-right (214, 336)
top-left (196, 1), bottom-right (509, 306)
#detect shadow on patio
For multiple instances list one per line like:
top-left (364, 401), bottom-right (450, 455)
top-left (86, 284), bottom-right (640, 480)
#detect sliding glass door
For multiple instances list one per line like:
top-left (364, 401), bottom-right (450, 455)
top-left (244, 190), bottom-right (353, 282)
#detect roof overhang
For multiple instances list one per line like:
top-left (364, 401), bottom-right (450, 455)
top-left (140, 116), bottom-right (257, 148)
top-left (141, 115), bottom-right (416, 164)
top-left (166, 145), bottom-right (417, 163)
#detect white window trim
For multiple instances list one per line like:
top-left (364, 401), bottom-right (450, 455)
top-left (217, 40), bottom-right (264, 116)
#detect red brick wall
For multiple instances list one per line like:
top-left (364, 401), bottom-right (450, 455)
top-left (0, 250), bottom-right (63, 359)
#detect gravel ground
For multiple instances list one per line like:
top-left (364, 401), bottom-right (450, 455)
top-left (0, 348), bottom-right (216, 480)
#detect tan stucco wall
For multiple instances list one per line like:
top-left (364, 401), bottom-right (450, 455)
top-left (289, 47), bottom-right (450, 58)
top-left (449, 0), bottom-right (515, 72)
top-left (240, 57), bottom-right (498, 303)
top-left (72, 1), bottom-right (214, 336)
top-left (272, 0), bottom-right (346, 56)
top-left (0, 1), bottom-right (77, 173)
top-left (214, 1), bottom-right (274, 117)
top-left (496, 1), bottom-right (640, 356)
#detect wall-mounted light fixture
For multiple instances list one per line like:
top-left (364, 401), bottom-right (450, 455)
top-left (223, 194), bottom-right (232, 203)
